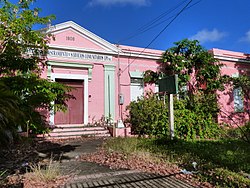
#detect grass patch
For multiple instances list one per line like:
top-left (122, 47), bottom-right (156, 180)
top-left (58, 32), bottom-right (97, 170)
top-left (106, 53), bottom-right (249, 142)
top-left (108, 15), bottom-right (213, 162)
top-left (104, 137), bottom-right (250, 187)
top-left (104, 137), bottom-right (141, 154)
top-left (27, 158), bottom-right (60, 182)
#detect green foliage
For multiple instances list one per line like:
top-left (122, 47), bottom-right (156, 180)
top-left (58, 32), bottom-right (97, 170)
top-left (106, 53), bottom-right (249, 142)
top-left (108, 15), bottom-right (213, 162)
top-left (145, 39), bottom-right (223, 93)
top-left (0, 1), bottom-right (69, 137)
top-left (126, 91), bottom-right (169, 137)
top-left (1, 74), bottom-right (72, 111)
top-left (212, 168), bottom-right (250, 187)
top-left (143, 70), bottom-right (160, 84)
top-left (226, 122), bottom-right (250, 143)
top-left (126, 91), bottom-right (222, 140)
top-left (140, 39), bottom-right (225, 140)
top-left (164, 39), bottom-right (223, 92)
top-left (0, 81), bottom-right (25, 143)
top-left (143, 39), bottom-right (224, 120)
top-left (174, 94), bottom-right (222, 140)
top-left (0, 0), bottom-right (55, 74)
top-left (0, 81), bottom-right (23, 128)
top-left (105, 137), bottom-right (250, 187)
top-left (0, 73), bottom-right (72, 134)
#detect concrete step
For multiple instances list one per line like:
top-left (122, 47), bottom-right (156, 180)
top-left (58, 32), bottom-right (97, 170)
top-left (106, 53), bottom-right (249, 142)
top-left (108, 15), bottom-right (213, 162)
top-left (48, 130), bottom-right (110, 137)
top-left (52, 127), bottom-right (107, 132)
top-left (46, 125), bottom-right (111, 139)
top-left (55, 124), bottom-right (87, 128)
top-left (45, 134), bottom-right (110, 140)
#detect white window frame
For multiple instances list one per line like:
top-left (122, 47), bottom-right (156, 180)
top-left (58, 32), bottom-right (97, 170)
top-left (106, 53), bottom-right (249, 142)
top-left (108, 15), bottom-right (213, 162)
top-left (130, 78), bottom-right (144, 101)
top-left (129, 71), bottom-right (144, 102)
top-left (233, 87), bottom-right (244, 112)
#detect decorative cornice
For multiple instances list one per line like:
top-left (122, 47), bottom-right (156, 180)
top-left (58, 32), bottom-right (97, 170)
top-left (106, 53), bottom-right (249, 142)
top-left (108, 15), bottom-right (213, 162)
top-left (214, 55), bottom-right (250, 64)
top-left (48, 21), bottom-right (120, 53)
top-left (48, 61), bottom-right (94, 81)
top-left (49, 45), bottom-right (118, 55)
top-left (120, 51), bottom-right (161, 60)
top-left (47, 21), bottom-right (162, 61)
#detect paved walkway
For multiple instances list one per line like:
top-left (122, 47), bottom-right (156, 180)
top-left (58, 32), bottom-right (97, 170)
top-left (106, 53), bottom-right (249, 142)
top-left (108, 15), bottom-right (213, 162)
top-left (63, 170), bottom-right (194, 188)
top-left (44, 138), bottom-right (194, 188)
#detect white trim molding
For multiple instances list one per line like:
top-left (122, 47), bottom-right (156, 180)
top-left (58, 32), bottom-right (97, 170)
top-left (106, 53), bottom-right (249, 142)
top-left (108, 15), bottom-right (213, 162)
top-left (50, 73), bottom-right (89, 125)
top-left (49, 44), bottom-right (118, 56)
top-left (214, 55), bottom-right (250, 63)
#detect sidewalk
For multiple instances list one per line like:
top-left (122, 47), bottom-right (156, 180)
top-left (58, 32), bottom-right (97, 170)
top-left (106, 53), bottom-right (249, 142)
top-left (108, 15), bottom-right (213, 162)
top-left (50, 138), bottom-right (194, 188)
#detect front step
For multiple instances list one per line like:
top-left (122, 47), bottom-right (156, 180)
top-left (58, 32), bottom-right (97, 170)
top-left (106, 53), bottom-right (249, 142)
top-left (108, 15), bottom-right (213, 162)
top-left (46, 124), bottom-right (111, 139)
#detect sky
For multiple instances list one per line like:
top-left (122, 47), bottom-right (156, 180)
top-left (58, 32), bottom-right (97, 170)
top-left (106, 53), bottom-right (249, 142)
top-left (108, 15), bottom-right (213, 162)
top-left (31, 0), bottom-right (250, 53)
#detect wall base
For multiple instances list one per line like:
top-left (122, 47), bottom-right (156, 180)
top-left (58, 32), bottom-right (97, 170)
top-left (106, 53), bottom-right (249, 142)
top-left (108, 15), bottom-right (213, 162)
top-left (108, 126), bottom-right (131, 137)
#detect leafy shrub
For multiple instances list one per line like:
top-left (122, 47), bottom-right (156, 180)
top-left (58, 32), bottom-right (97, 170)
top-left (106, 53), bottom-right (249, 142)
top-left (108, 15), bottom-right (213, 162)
top-left (0, 81), bottom-right (25, 146)
top-left (0, 1), bottom-right (69, 140)
top-left (126, 92), bottom-right (222, 140)
top-left (126, 91), bottom-right (169, 137)
top-left (174, 96), bottom-right (222, 140)
top-left (1, 74), bottom-right (71, 135)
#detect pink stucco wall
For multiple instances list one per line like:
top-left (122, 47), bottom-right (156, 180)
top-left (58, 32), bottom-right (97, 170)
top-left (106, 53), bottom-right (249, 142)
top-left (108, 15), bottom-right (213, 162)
top-left (212, 49), bottom-right (250, 126)
top-left (52, 67), bottom-right (88, 75)
top-left (116, 52), bottom-right (160, 120)
top-left (88, 64), bottom-right (105, 123)
top-left (50, 29), bottom-right (106, 51)
top-left (40, 66), bottom-right (48, 79)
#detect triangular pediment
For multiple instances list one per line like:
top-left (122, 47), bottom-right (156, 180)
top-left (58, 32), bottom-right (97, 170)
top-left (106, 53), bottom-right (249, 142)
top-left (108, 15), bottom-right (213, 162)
top-left (47, 21), bottom-right (119, 54)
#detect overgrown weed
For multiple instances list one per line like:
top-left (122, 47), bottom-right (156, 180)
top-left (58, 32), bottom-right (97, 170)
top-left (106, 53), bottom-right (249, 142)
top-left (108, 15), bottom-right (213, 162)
top-left (27, 156), bottom-right (60, 182)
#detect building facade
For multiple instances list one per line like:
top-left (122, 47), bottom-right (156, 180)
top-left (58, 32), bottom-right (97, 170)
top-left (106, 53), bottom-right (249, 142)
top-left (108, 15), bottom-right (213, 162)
top-left (43, 21), bottom-right (250, 127)
top-left (43, 21), bottom-right (161, 126)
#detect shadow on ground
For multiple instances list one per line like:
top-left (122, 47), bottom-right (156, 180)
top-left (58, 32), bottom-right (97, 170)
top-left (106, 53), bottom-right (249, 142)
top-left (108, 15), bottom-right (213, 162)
top-left (0, 137), bottom-right (105, 178)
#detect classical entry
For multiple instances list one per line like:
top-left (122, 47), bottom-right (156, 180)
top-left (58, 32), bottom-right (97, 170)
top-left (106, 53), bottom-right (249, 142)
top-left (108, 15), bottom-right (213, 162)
top-left (54, 79), bottom-right (84, 124)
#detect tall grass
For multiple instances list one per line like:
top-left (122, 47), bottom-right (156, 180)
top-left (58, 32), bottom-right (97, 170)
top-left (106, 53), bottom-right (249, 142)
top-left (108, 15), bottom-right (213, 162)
top-left (28, 157), bottom-right (60, 182)
top-left (104, 137), bottom-right (250, 187)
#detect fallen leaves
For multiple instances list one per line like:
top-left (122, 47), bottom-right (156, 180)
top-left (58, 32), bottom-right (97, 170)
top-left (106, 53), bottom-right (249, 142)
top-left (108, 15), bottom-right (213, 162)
top-left (80, 148), bottom-right (214, 188)
top-left (23, 174), bottom-right (71, 188)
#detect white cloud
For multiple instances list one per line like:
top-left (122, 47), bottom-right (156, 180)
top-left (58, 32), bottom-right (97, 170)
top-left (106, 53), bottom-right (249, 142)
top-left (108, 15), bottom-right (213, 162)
top-left (190, 29), bottom-right (227, 44)
top-left (88, 0), bottom-right (150, 7)
top-left (240, 30), bottom-right (250, 43)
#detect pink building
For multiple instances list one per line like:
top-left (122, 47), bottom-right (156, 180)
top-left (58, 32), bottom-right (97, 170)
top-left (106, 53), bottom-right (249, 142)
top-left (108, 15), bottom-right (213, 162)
top-left (44, 21), bottom-right (250, 127)
top-left (44, 21), bottom-right (161, 126)
top-left (212, 49), bottom-right (250, 126)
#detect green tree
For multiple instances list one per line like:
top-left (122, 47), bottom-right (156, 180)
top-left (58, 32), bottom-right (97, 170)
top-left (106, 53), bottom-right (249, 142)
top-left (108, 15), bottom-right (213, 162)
top-left (146, 39), bottom-right (223, 92)
top-left (145, 39), bottom-right (223, 113)
top-left (142, 39), bottom-right (224, 139)
top-left (0, 0), bottom-right (70, 139)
